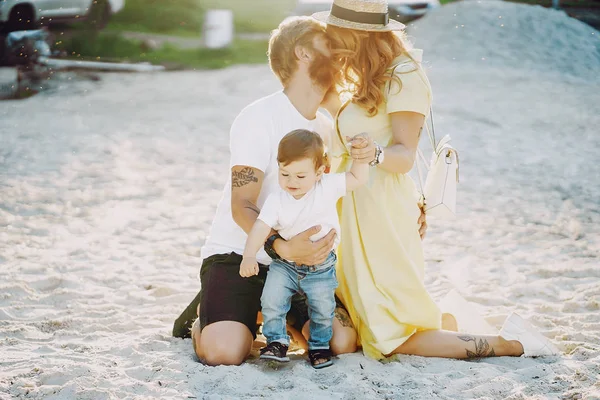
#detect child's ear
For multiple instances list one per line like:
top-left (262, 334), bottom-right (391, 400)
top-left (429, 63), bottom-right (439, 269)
top-left (316, 165), bottom-right (326, 180)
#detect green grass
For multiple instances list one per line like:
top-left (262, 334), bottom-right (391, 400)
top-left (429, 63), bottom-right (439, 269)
top-left (107, 0), bottom-right (204, 34)
top-left (57, 0), bottom-right (293, 70)
top-left (201, 0), bottom-right (296, 33)
top-left (106, 0), bottom-right (296, 37)
top-left (57, 32), bottom-right (269, 69)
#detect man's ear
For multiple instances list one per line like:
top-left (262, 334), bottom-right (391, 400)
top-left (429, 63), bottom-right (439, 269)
top-left (294, 45), bottom-right (311, 63)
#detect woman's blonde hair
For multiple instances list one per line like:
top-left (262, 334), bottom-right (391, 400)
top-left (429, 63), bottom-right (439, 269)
top-left (327, 25), bottom-right (412, 116)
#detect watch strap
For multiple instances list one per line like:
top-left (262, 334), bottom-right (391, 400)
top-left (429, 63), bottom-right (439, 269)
top-left (369, 142), bottom-right (383, 166)
top-left (264, 233), bottom-right (282, 260)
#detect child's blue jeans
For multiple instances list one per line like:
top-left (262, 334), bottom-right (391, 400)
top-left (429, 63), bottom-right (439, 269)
top-left (261, 251), bottom-right (338, 350)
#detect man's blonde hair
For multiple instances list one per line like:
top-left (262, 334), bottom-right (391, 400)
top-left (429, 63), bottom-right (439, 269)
top-left (268, 16), bottom-right (326, 87)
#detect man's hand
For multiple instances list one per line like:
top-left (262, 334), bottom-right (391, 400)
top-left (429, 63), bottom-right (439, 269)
top-left (240, 257), bottom-right (259, 277)
top-left (347, 133), bottom-right (376, 164)
top-left (274, 226), bottom-right (335, 266)
top-left (418, 204), bottom-right (427, 240)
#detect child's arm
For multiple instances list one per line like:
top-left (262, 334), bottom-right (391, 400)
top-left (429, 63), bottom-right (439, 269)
top-left (344, 136), bottom-right (371, 192)
top-left (240, 219), bottom-right (273, 277)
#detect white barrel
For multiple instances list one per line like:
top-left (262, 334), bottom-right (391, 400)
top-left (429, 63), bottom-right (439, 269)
top-left (203, 9), bottom-right (234, 49)
top-left (0, 68), bottom-right (18, 99)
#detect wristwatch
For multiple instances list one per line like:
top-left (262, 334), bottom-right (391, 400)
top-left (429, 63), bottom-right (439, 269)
top-left (264, 233), bottom-right (283, 261)
top-left (369, 142), bottom-right (385, 166)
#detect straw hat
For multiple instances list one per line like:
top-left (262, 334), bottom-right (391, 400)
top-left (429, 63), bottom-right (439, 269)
top-left (312, 0), bottom-right (405, 32)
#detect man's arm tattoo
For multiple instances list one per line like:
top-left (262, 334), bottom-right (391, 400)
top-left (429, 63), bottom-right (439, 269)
top-left (458, 335), bottom-right (496, 359)
top-left (244, 202), bottom-right (260, 215)
top-left (232, 167), bottom-right (258, 188)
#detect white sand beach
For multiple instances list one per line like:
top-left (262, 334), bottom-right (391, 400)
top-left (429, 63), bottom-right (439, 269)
top-left (1, 1), bottom-right (599, 399)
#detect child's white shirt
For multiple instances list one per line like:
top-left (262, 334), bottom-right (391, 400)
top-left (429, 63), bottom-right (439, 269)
top-left (258, 173), bottom-right (346, 256)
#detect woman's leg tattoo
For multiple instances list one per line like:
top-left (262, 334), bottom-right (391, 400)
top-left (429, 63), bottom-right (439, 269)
top-left (335, 308), bottom-right (354, 328)
top-left (458, 335), bottom-right (496, 358)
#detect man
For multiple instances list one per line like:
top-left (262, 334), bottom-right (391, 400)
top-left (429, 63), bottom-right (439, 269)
top-left (172, 16), bottom-right (369, 366)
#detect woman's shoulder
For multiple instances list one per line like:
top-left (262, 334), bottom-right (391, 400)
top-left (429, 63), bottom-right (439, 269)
top-left (385, 49), bottom-right (432, 114)
top-left (388, 49), bottom-right (424, 75)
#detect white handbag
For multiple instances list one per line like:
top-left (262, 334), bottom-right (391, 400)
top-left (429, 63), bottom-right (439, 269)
top-left (415, 109), bottom-right (460, 218)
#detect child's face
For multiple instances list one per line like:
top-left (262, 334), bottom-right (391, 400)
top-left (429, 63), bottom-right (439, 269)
top-left (278, 158), bottom-right (325, 199)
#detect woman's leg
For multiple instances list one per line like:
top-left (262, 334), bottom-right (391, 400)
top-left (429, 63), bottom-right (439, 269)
top-left (390, 329), bottom-right (524, 359)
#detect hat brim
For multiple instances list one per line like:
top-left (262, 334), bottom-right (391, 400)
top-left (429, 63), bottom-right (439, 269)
top-left (312, 10), bottom-right (405, 32)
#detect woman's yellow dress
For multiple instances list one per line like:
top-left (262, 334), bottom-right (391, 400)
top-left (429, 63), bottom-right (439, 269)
top-left (332, 50), bottom-right (442, 360)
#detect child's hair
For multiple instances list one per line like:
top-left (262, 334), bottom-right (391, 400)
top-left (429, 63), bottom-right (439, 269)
top-left (278, 129), bottom-right (329, 171)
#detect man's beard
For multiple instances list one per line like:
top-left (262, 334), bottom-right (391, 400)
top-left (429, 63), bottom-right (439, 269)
top-left (309, 51), bottom-right (336, 91)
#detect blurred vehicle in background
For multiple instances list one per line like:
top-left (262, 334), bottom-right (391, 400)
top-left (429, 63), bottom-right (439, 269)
top-left (294, 0), bottom-right (440, 23)
top-left (0, 0), bottom-right (125, 32)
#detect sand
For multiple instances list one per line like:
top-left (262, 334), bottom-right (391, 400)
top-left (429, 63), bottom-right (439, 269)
top-left (1, 1), bottom-right (599, 399)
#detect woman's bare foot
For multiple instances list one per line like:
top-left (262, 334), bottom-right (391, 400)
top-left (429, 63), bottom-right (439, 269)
top-left (442, 313), bottom-right (458, 332)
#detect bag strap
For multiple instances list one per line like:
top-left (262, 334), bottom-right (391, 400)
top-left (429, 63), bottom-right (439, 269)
top-left (427, 107), bottom-right (436, 150)
top-left (415, 147), bottom-right (427, 201)
top-left (387, 59), bottom-right (435, 202)
top-left (387, 59), bottom-right (437, 152)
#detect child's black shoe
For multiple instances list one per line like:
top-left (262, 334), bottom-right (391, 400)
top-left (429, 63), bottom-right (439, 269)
top-left (260, 342), bottom-right (290, 362)
top-left (308, 348), bottom-right (333, 369)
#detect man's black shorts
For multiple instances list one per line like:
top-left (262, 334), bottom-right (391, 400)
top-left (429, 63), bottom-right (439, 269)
top-left (172, 252), bottom-right (347, 339)
top-left (199, 252), bottom-right (319, 339)
top-left (197, 252), bottom-right (266, 338)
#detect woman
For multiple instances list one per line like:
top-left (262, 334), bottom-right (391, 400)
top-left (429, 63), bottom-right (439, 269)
top-left (312, 0), bottom-right (558, 360)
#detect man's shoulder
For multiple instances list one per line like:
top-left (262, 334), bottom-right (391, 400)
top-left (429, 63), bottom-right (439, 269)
top-left (237, 91), bottom-right (285, 117)
top-left (314, 111), bottom-right (334, 131)
top-left (315, 109), bottom-right (332, 122)
top-left (230, 91), bottom-right (285, 136)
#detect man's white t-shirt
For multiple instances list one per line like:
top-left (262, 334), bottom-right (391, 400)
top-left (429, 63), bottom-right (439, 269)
top-left (200, 91), bottom-right (334, 265)
top-left (258, 173), bottom-right (346, 261)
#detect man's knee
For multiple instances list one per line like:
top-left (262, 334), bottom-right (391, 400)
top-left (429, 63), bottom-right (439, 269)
top-left (330, 308), bottom-right (358, 355)
top-left (195, 321), bottom-right (253, 366)
top-left (330, 330), bottom-right (358, 355)
top-left (201, 341), bottom-right (247, 366)
top-left (302, 320), bottom-right (357, 355)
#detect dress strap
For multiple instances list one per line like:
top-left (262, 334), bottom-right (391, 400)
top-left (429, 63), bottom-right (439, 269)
top-left (334, 99), bottom-right (352, 154)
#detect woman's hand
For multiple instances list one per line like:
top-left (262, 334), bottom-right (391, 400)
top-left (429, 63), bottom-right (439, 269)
top-left (273, 226), bottom-right (336, 266)
top-left (346, 133), bottom-right (376, 164)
